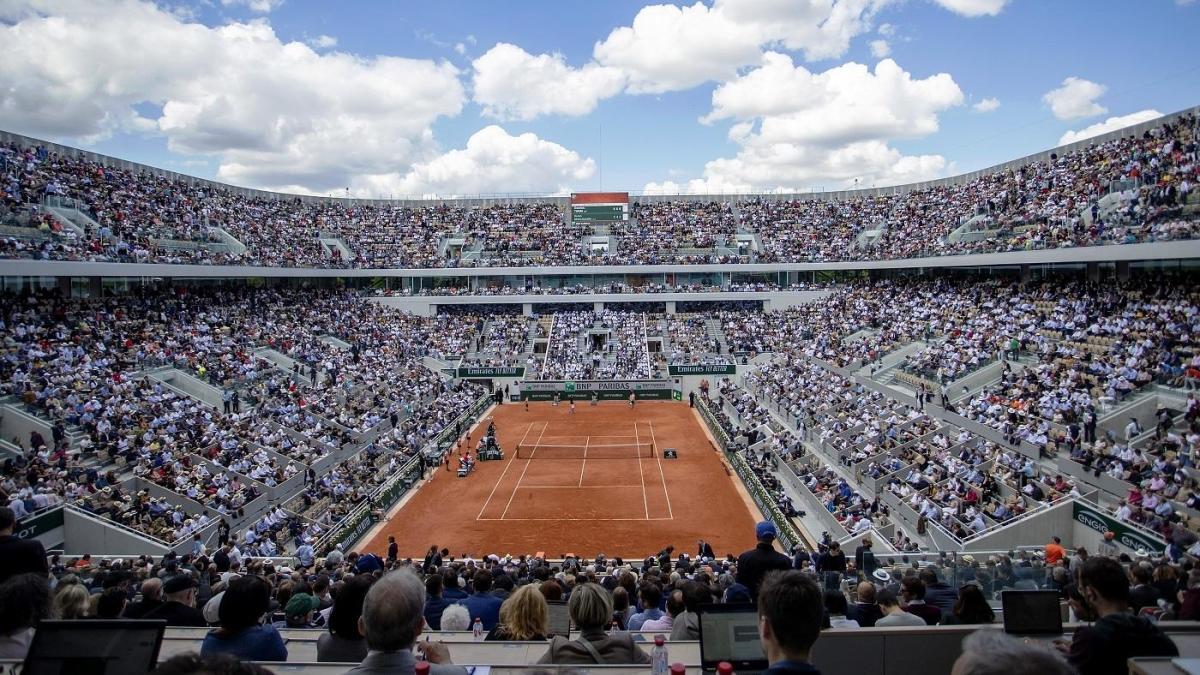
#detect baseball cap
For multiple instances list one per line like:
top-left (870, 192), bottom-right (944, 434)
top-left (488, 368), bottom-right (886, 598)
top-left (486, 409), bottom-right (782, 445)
top-left (285, 593), bottom-right (321, 618)
top-left (755, 521), bottom-right (777, 540)
top-left (162, 575), bottom-right (198, 594)
top-left (203, 591), bottom-right (224, 624)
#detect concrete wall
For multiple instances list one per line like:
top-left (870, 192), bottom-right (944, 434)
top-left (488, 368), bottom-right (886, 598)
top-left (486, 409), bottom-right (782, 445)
top-left (373, 290), bottom-right (832, 314)
top-left (63, 507), bottom-right (172, 555)
top-left (149, 368), bottom-right (223, 408)
top-left (4, 239), bottom-right (1200, 279)
top-left (962, 498), bottom-right (1076, 552)
top-left (0, 404), bottom-right (53, 451)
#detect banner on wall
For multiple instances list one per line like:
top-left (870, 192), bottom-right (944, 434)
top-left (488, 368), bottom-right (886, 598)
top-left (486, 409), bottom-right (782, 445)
top-left (456, 366), bottom-right (525, 378)
top-left (668, 364), bottom-right (736, 376)
top-left (519, 380), bottom-right (676, 401)
top-left (1073, 502), bottom-right (1166, 553)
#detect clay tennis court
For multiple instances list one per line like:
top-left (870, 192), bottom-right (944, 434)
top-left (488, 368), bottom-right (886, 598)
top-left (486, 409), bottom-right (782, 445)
top-left (360, 401), bottom-right (761, 559)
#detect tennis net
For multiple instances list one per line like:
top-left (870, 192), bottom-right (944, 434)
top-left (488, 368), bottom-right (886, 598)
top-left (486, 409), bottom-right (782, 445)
top-left (514, 442), bottom-right (656, 460)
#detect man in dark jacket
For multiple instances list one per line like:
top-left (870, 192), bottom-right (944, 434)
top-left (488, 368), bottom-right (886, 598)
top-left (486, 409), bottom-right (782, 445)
top-left (757, 570), bottom-right (823, 675)
top-left (845, 581), bottom-right (883, 628)
top-left (1061, 557), bottom-right (1177, 674)
top-left (736, 522), bottom-right (792, 601)
top-left (900, 577), bottom-right (942, 625)
top-left (423, 574), bottom-right (452, 630)
top-left (123, 578), bottom-right (164, 618)
top-left (0, 506), bottom-right (47, 584)
top-left (919, 567), bottom-right (957, 615)
top-left (141, 575), bottom-right (206, 626)
top-left (1128, 565), bottom-right (1162, 613)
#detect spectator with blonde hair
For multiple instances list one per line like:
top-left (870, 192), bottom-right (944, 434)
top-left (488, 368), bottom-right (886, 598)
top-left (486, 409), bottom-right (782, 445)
top-left (487, 584), bottom-right (549, 641)
top-left (54, 582), bottom-right (91, 619)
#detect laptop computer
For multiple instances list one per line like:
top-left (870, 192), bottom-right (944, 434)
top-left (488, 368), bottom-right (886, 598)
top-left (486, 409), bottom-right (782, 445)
top-left (698, 603), bottom-right (768, 675)
top-left (546, 600), bottom-right (571, 638)
top-left (23, 619), bottom-right (166, 675)
top-left (1001, 590), bottom-right (1064, 636)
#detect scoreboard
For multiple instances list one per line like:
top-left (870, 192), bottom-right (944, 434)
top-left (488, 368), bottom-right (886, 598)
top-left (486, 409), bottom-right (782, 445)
top-left (571, 204), bottom-right (628, 222)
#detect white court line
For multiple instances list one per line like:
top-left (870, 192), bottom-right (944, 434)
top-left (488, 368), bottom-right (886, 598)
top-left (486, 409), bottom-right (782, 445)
top-left (537, 439), bottom-right (648, 444)
top-left (649, 420), bottom-right (674, 519)
top-left (515, 484), bottom-right (644, 489)
top-left (635, 421), bottom-right (649, 519)
top-left (476, 421), bottom-right (534, 520)
top-left (579, 435), bottom-right (589, 487)
top-left (500, 421), bottom-right (547, 520)
top-left (479, 517), bottom-right (676, 522)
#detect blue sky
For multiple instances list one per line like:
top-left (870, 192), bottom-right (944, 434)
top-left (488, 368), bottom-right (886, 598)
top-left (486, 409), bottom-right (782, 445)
top-left (1, 0), bottom-right (1196, 197)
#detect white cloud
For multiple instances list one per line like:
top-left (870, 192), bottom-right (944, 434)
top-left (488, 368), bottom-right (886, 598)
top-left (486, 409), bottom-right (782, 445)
top-left (220, 0), bottom-right (284, 13)
top-left (592, 0), bottom-right (889, 95)
top-left (869, 39), bottom-right (890, 57)
top-left (1042, 77), bottom-right (1108, 120)
top-left (306, 34), bottom-right (336, 49)
top-left (673, 53), bottom-right (962, 192)
top-left (471, 43), bottom-right (626, 121)
top-left (931, 0), bottom-right (1010, 17)
top-left (360, 125), bottom-right (596, 197)
top-left (454, 42), bottom-right (466, 55)
top-left (877, 22), bottom-right (896, 35)
top-left (1058, 109), bottom-right (1163, 146)
top-left (465, 0), bottom-right (892, 118)
top-left (972, 97), bottom-right (1000, 113)
top-left (592, 2), bottom-right (762, 94)
top-left (0, 0), bottom-right (469, 194)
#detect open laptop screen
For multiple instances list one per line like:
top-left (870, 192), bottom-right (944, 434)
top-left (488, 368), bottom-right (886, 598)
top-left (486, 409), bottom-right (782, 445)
top-left (698, 603), bottom-right (768, 672)
top-left (546, 600), bottom-right (571, 638)
top-left (1002, 590), bottom-right (1063, 636)
top-left (23, 619), bottom-right (166, 675)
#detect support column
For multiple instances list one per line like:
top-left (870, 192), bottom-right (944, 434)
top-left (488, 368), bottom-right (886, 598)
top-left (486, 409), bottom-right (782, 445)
top-left (666, 301), bottom-right (676, 315)
top-left (1019, 264), bottom-right (1032, 284)
top-left (1086, 262), bottom-right (1100, 283)
top-left (594, 301), bottom-right (604, 312)
top-left (522, 303), bottom-right (533, 317)
top-left (56, 277), bottom-right (72, 297)
top-left (1116, 261), bottom-right (1131, 282)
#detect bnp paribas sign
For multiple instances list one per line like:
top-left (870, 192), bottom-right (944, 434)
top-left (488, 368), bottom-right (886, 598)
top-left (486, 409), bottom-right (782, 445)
top-left (1072, 502), bottom-right (1165, 553)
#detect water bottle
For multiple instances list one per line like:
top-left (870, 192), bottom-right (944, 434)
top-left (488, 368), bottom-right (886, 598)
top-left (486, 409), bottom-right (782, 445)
top-left (651, 636), bottom-right (669, 675)
top-left (472, 617), bottom-right (484, 641)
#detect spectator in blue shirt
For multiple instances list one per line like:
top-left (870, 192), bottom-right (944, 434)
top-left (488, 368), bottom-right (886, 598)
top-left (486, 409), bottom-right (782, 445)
top-left (201, 575), bottom-right (287, 662)
top-left (459, 570), bottom-right (503, 630)
top-left (627, 582), bottom-right (664, 630)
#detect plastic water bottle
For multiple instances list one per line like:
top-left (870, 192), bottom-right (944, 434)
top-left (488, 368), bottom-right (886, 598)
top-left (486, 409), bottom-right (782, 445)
top-left (651, 636), bottom-right (669, 675)
top-left (472, 617), bottom-right (484, 641)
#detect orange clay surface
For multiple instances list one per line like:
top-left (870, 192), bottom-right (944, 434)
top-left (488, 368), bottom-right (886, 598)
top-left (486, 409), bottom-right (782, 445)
top-left (360, 401), bottom-right (761, 559)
